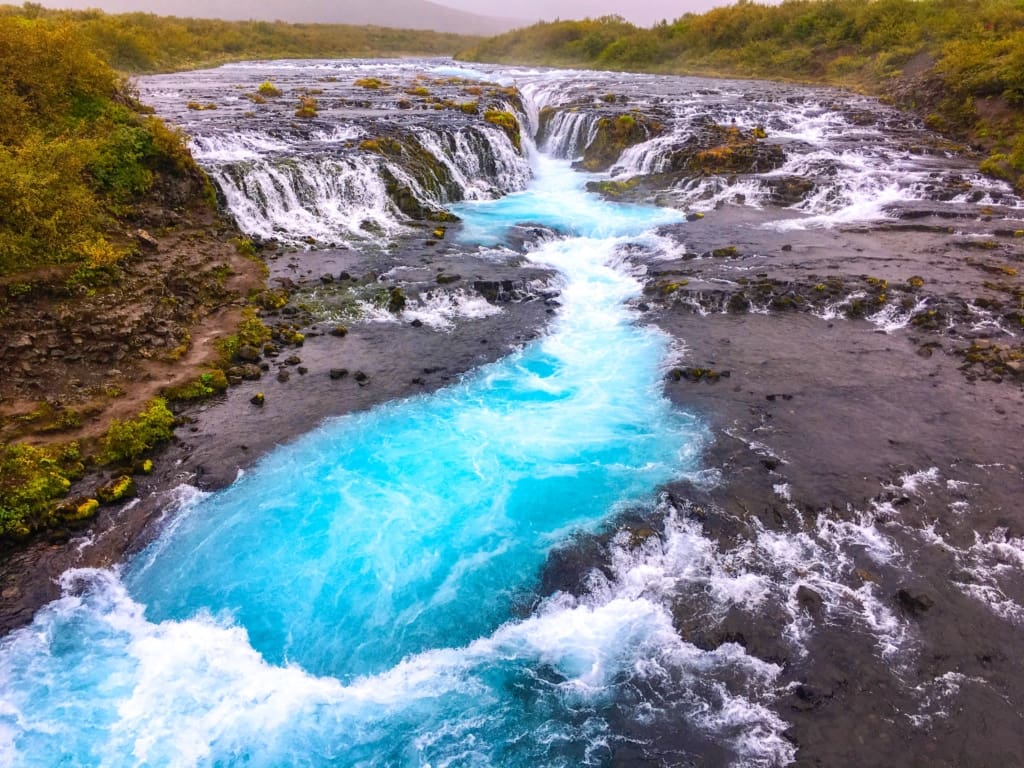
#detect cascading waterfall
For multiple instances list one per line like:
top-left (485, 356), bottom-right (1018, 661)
top-left (0, 63), bottom-right (798, 767)
top-left (184, 86), bottom-right (531, 245)
top-left (539, 111), bottom-right (601, 159)
top-left (211, 155), bottom-right (405, 243)
top-left (415, 124), bottom-right (531, 200)
top-left (205, 123), bottom-right (530, 245)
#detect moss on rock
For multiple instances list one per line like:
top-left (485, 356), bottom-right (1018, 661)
top-left (580, 113), bottom-right (663, 172)
top-left (483, 110), bottom-right (522, 152)
top-left (96, 474), bottom-right (136, 504)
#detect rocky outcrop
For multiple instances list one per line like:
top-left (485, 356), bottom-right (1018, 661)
top-left (578, 113), bottom-right (664, 172)
top-left (661, 124), bottom-right (784, 176)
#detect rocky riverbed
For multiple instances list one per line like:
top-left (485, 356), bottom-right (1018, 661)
top-left (2, 58), bottom-right (1023, 767)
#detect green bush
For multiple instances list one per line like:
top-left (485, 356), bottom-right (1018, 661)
top-left (99, 398), bottom-right (175, 464)
top-left (163, 369), bottom-right (229, 401)
top-left (0, 6), bottom-right (481, 74)
top-left (0, 15), bottom-right (201, 277)
top-left (0, 442), bottom-right (82, 538)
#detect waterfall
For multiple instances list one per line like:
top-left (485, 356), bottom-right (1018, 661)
top-left (539, 110), bottom-right (601, 160)
top-left (191, 119), bottom-right (529, 246)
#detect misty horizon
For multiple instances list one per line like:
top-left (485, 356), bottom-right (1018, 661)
top-left (37, 0), bottom-right (732, 31)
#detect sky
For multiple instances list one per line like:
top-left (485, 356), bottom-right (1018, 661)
top-left (41, 0), bottom-right (731, 31)
top-left (441, 0), bottom-right (722, 27)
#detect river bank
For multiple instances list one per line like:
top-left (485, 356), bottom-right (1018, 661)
top-left (2, 58), bottom-right (1023, 766)
top-left (542, 216), bottom-right (1024, 765)
top-left (0, 237), bottom-right (556, 631)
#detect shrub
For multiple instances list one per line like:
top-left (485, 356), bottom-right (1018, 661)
top-left (99, 398), bottom-right (175, 464)
top-left (295, 96), bottom-right (318, 118)
top-left (162, 369), bottom-right (229, 401)
top-left (0, 442), bottom-right (83, 538)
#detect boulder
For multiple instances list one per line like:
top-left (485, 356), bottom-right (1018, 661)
top-left (96, 475), bottom-right (136, 504)
top-left (236, 344), bottom-right (261, 362)
top-left (578, 113), bottom-right (664, 172)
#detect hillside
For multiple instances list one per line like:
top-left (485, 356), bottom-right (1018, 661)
top-left (3, 4), bottom-right (484, 72)
top-left (459, 0), bottom-right (1024, 191)
top-left (0, 13), bottom-right (267, 540)
top-left (41, 0), bottom-right (523, 35)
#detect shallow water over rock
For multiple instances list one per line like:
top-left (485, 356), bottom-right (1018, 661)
top-left (2, 58), bottom-right (1024, 767)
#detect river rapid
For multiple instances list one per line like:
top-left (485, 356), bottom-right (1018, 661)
top-left (2, 59), bottom-right (1023, 766)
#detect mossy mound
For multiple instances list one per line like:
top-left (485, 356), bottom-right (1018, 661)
top-left (483, 110), bottom-right (522, 152)
top-left (683, 125), bottom-right (784, 175)
top-left (579, 113), bottom-right (664, 172)
top-left (96, 474), bottom-right (136, 504)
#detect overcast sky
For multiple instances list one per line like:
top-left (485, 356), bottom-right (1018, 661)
top-left (43, 0), bottom-right (733, 30)
top-left (442, 0), bottom-right (723, 27)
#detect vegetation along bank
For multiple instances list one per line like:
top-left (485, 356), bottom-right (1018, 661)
top-left (0, 8), bottom-right (481, 546)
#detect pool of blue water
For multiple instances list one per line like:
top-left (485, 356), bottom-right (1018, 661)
top-left (0, 151), bottom-right (705, 767)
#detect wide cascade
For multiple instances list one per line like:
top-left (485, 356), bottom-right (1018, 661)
top-left (0, 64), bottom-right (803, 767)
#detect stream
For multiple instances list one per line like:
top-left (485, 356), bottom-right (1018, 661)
top-left (2, 58), bottom-right (1023, 767)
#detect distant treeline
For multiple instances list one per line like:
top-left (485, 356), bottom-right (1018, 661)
top-left (1, 3), bottom-right (480, 72)
top-left (459, 0), bottom-right (1024, 189)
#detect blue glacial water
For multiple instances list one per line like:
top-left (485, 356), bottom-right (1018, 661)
top-left (0, 150), bottom-right (712, 766)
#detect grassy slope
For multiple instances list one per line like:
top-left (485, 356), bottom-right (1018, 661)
top-left (458, 0), bottom-right (1024, 190)
top-left (0, 7), bottom-right (480, 542)
top-left (3, 4), bottom-right (480, 72)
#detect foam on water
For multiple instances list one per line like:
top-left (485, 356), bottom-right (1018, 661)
top-left (453, 152), bottom-right (682, 245)
top-left (0, 90), bottom-right (802, 765)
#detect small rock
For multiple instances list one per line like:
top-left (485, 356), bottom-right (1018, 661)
top-left (285, 356), bottom-right (302, 366)
top-left (895, 588), bottom-right (935, 615)
top-left (250, 392), bottom-right (265, 406)
top-left (297, 366), bottom-right (308, 375)
top-left (96, 475), bottom-right (136, 504)
top-left (781, 244), bottom-right (793, 252)
top-left (353, 371), bottom-right (369, 386)
top-left (329, 325), bottom-right (348, 337)
top-left (319, 274), bottom-right (334, 283)
top-left (134, 229), bottom-right (160, 251)
top-left (277, 370), bottom-right (290, 383)
top-left (236, 345), bottom-right (260, 362)
top-left (436, 273), bottom-right (461, 285)
top-left (387, 287), bottom-right (406, 313)
top-left (410, 319), bottom-right (424, 328)
top-left (329, 368), bottom-right (349, 380)
top-left (685, 212), bottom-right (704, 222)
top-left (228, 364), bottom-right (262, 381)
top-left (796, 585), bottom-right (824, 617)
